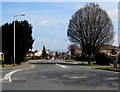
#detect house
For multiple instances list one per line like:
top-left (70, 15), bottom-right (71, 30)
top-left (68, 44), bottom-right (120, 57)
top-left (49, 52), bottom-right (56, 57)
top-left (34, 49), bottom-right (43, 56)
top-left (27, 49), bottom-right (51, 57)
top-left (0, 52), bottom-right (4, 62)
top-left (100, 45), bottom-right (120, 56)
top-left (74, 48), bottom-right (82, 55)
top-left (26, 52), bottom-right (34, 57)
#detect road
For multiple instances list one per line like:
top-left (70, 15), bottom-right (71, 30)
top-left (2, 59), bottom-right (119, 90)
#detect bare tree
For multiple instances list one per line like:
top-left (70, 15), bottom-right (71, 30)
top-left (67, 3), bottom-right (114, 64)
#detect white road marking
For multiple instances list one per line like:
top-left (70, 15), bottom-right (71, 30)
top-left (106, 78), bottom-right (118, 80)
top-left (40, 76), bottom-right (46, 78)
top-left (3, 69), bottom-right (23, 82)
top-left (0, 78), bottom-right (2, 82)
top-left (98, 69), bottom-right (119, 73)
top-left (3, 65), bottom-right (35, 82)
top-left (56, 64), bottom-right (70, 68)
top-left (69, 77), bottom-right (81, 79)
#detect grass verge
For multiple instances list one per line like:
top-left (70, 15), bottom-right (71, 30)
top-left (77, 63), bottom-right (100, 66)
top-left (82, 64), bottom-right (100, 66)
top-left (96, 67), bottom-right (120, 72)
top-left (65, 60), bottom-right (73, 62)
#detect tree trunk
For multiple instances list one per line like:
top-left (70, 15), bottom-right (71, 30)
top-left (88, 54), bottom-right (92, 64)
top-left (81, 49), bottom-right (85, 61)
top-left (88, 60), bottom-right (91, 64)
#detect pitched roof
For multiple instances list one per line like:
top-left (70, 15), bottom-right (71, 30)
top-left (100, 44), bottom-right (119, 50)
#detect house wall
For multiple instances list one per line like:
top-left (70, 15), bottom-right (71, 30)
top-left (0, 54), bottom-right (4, 62)
top-left (101, 49), bottom-right (119, 56)
top-left (33, 49), bottom-right (50, 56)
top-left (34, 50), bottom-right (42, 56)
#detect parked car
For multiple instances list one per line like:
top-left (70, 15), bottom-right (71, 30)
top-left (54, 57), bottom-right (57, 60)
top-left (45, 57), bottom-right (50, 60)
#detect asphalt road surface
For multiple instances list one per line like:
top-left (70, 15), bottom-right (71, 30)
top-left (2, 60), bottom-right (119, 90)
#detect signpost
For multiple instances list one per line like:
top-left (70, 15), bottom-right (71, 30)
top-left (111, 47), bottom-right (118, 71)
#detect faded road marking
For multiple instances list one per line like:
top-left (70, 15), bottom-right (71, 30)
top-left (56, 64), bottom-right (70, 68)
top-left (3, 65), bottom-right (35, 82)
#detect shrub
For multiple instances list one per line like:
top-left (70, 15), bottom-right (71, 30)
top-left (71, 56), bottom-right (74, 60)
top-left (74, 54), bottom-right (89, 61)
top-left (74, 55), bottom-right (81, 61)
top-left (118, 56), bottom-right (120, 64)
top-left (65, 60), bottom-right (73, 62)
top-left (95, 53), bottom-right (114, 65)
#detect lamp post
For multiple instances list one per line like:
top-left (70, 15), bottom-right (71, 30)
top-left (41, 40), bottom-right (44, 50)
top-left (65, 39), bottom-right (71, 60)
top-left (13, 13), bottom-right (26, 66)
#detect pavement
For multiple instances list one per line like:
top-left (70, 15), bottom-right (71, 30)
top-left (2, 59), bottom-right (119, 90)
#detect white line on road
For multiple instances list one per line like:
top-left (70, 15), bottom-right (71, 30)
top-left (3, 69), bottom-right (23, 82)
top-left (98, 69), bottom-right (119, 73)
top-left (106, 78), bottom-right (118, 80)
top-left (69, 76), bottom-right (87, 79)
top-left (3, 65), bottom-right (35, 82)
top-left (4, 69), bottom-right (23, 82)
top-left (56, 64), bottom-right (70, 68)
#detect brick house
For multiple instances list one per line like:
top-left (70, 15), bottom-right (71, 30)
top-left (100, 45), bottom-right (120, 56)
top-left (0, 52), bottom-right (4, 62)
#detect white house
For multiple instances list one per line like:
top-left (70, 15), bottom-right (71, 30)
top-left (34, 49), bottom-right (43, 56)
top-left (34, 49), bottom-right (51, 56)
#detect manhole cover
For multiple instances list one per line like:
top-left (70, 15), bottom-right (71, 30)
top-left (12, 79), bottom-right (26, 83)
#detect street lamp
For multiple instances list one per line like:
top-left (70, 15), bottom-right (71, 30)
top-left (41, 40), bottom-right (44, 50)
top-left (13, 13), bottom-right (26, 66)
top-left (65, 39), bottom-right (71, 60)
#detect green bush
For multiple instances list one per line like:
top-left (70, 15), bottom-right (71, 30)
top-left (65, 60), bottom-right (73, 62)
top-left (74, 54), bottom-right (89, 61)
top-left (74, 55), bottom-right (81, 61)
top-left (95, 53), bottom-right (114, 65)
top-left (71, 56), bottom-right (74, 60)
top-left (118, 56), bottom-right (120, 64)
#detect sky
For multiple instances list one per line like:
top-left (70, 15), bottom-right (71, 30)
top-left (2, 1), bottom-right (119, 52)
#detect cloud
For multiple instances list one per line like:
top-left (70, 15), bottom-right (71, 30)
top-left (40, 20), bottom-right (50, 27)
top-left (27, 15), bottom-right (51, 28)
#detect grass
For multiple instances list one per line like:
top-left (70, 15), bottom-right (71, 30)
top-left (97, 67), bottom-right (120, 72)
top-left (77, 62), bottom-right (100, 66)
top-left (82, 64), bottom-right (100, 66)
top-left (77, 62), bottom-right (88, 65)
top-left (1, 64), bottom-right (15, 68)
top-left (65, 60), bottom-right (73, 62)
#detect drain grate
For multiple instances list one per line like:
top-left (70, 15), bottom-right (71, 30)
top-left (12, 79), bottom-right (26, 83)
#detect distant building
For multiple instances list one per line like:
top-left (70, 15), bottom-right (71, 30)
top-left (0, 52), bottom-right (4, 62)
top-left (100, 45), bottom-right (120, 56)
top-left (68, 44), bottom-right (120, 57)
top-left (27, 49), bottom-right (53, 57)
top-left (34, 49), bottom-right (43, 56)
top-left (49, 52), bottom-right (56, 57)
top-left (74, 48), bottom-right (82, 55)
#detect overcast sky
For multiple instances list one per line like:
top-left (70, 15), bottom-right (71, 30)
top-left (2, 1), bottom-right (119, 52)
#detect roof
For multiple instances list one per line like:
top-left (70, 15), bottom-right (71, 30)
top-left (100, 44), bottom-right (119, 50)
